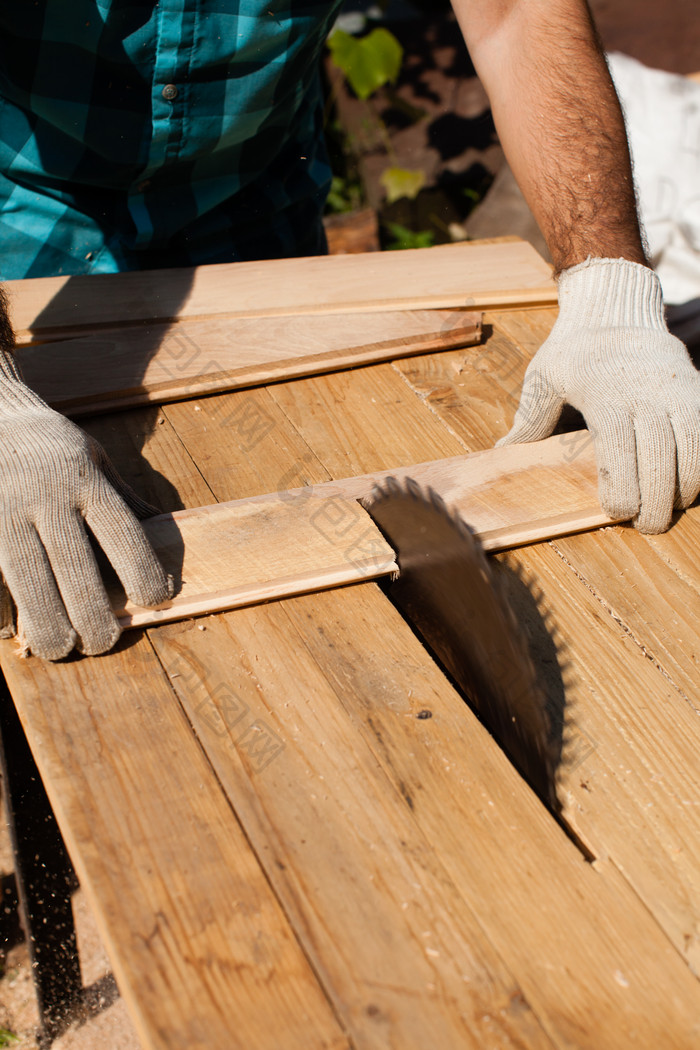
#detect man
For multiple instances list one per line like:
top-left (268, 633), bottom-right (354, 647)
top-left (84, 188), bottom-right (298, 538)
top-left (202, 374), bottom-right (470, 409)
top-left (0, 0), bottom-right (698, 660)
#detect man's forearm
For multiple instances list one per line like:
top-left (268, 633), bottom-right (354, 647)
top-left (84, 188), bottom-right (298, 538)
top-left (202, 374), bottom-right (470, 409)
top-left (450, 0), bottom-right (647, 274)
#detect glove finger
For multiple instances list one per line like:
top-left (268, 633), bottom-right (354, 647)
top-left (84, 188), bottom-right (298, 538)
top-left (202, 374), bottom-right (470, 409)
top-left (633, 411), bottom-right (676, 534)
top-left (87, 437), bottom-right (163, 520)
top-left (0, 520), bottom-right (77, 660)
top-left (0, 573), bottom-right (15, 639)
top-left (496, 369), bottom-right (565, 446)
top-left (670, 405), bottom-right (700, 510)
top-left (85, 479), bottom-right (174, 608)
top-left (36, 509), bottom-right (122, 657)
top-left (586, 410), bottom-right (640, 521)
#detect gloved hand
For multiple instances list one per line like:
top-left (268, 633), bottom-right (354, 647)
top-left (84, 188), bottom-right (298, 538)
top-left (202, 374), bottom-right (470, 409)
top-left (497, 257), bottom-right (700, 533)
top-left (0, 348), bottom-right (173, 660)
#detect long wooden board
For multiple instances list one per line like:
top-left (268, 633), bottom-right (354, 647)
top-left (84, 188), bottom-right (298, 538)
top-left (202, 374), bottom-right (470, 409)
top-left (17, 309), bottom-right (481, 415)
top-left (112, 431), bottom-right (614, 628)
top-left (148, 588), bottom-right (700, 1048)
top-left (0, 634), bottom-right (350, 1050)
top-left (7, 239), bottom-right (555, 339)
top-left (148, 609), bottom-right (555, 1050)
top-left (502, 535), bottom-right (700, 972)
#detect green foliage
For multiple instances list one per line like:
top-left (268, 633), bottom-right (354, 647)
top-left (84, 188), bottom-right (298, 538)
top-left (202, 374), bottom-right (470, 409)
top-left (380, 166), bottom-right (425, 205)
top-left (325, 175), bottom-right (364, 214)
top-left (327, 28), bottom-right (403, 101)
top-left (0, 1029), bottom-right (19, 1047)
top-left (384, 222), bottom-right (435, 251)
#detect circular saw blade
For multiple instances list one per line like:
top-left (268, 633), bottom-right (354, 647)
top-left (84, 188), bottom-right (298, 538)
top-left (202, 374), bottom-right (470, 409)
top-left (363, 476), bottom-right (557, 807)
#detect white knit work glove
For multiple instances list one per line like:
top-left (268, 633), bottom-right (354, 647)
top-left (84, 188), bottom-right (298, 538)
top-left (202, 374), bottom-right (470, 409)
top-left (0, 349), bottom-right (173, 659)
top-left (498, 258), bottom-right (700, 533)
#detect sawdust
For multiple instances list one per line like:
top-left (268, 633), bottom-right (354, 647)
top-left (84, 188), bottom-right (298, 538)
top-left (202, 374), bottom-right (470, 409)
top-left (1, 789), bottom-right (140, 1050)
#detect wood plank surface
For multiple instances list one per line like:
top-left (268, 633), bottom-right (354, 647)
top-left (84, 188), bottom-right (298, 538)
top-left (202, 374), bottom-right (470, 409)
top-left (160, 386), bottom-right (333, 503)
top-left (113, 432), bottom-right (614, 628)
top-left (9, 287), bottom-right (700, 1050)
top-left (18, 309), bottom-right (482, 416)
top-left (148, 608), bottom-right (556, 1050)
top-left (114, 494), bottom-right (397, 626)
top-left (7, 239), bottom-right (555, 338)
top-left (265, 362), bottom-right (468, 476)
top-left (0, 635), bottom-right (349, 1050)
top-left (499, 536), bottom-right (700, 972)
top-left (392, 308), bottom-right (559, 452)
top-left (144, 586), bottom-right (700, 1048)
top-left (81, 405), bottom-right (217, 513)
top-left (551, 514), bottom-right (700, 702)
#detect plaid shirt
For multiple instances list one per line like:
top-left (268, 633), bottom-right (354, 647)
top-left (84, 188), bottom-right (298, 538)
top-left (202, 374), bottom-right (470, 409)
top-left (0, 1), bottom-right (342, 278)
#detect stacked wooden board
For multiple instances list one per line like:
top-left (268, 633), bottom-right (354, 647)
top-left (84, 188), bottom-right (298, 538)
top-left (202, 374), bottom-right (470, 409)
top-left (3, 239), bottom-right (700, 1050)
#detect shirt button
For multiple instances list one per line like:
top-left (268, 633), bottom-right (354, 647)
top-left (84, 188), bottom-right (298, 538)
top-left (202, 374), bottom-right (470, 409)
top-left (162, 84), bottom-right (178, 101)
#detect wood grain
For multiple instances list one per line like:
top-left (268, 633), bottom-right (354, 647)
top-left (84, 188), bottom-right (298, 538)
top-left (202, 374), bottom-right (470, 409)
top-left (551, 511), bottom-right (700, 702)
top-left (0, 635), bottom-right (349, 1050)
top-left (195, 583), bottom-right (700, 1049)
top-left (499, 537), bottom-right (700, 972)
top-left (113, 432), bottom-right (614, 627)
top-left (160, 387), bottom-right (332, 503)
top-left (7, 239), bottom-right (555, 338)
top-left (265, 362), bottom-right (468, 477)
top-left (149, 610), bottom-right (556, 1050)
top-left (113, 495), bottom-right (397, 626)
top-left (18, 309), bottom-right (481, 416)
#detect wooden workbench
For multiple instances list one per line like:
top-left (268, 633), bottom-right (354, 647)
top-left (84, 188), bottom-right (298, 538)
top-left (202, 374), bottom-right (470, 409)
top-left (2, 241), bottom-right (700, 1048)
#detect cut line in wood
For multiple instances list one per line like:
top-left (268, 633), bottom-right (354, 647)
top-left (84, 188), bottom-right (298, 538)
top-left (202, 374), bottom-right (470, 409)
top-left (113, 431), bottom-right (616, 628)
top-left (18, 309), bottom-right (481, 416)
top-left (7, 239), bottom-right (555, 341)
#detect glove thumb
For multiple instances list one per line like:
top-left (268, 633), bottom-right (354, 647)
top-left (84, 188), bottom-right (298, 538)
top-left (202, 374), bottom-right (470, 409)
top-left (496, 368), bottom-right (565, 446)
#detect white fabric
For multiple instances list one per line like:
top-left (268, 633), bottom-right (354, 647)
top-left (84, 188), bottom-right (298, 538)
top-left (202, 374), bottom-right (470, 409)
top-left (608, 52), bottom-right (700, 306)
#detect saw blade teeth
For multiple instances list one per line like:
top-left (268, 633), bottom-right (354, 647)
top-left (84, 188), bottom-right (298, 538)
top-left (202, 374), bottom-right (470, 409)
top-left (404, 476), bottom-right (424, 501)
top-left (384, 475), bottom-right (403, 498)
top-left (427, 485), bottom-right (446, 513)
top-left (367, 483), bottom-right (385, 505)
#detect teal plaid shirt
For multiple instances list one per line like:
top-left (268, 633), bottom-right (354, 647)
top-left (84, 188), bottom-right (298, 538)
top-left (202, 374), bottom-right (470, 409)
top-left (0, 1), bottom-right (342, 278)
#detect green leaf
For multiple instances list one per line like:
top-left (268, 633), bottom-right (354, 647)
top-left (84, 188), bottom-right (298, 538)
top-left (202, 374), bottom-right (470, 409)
top-left (0, 1029), bottom-right (19, 1047)
top-left (380, 166), bottom-right (426, 204)
top-left (384, 222), bottom-right (435, 251)
top-left (328, 28), bottom-right (403, 101)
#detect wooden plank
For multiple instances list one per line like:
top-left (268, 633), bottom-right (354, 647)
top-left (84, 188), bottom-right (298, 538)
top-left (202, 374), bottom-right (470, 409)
top-left (265, 363), bottom-right (467, 477)
top-left (111, 432), bottom-right (614, 628)
top-left (148, 609), bottom-right (557, 1050)
top-left (81, 405), bottom-right (216, 513)
top-left (498, 538), bottom-right (700, 972)
top-left (7, 239), bottom-right (555, 338)
top-left (113, 494), bottom-right (397, 626)
top-left (394, 308), bottom-right (560, 452)
top-left (0, 635), bottom-right (349, 1050)
top-left (550, 510), bottom-right (700, 702)
top-left (393, 329), bottom-right (530, 452)
top-left (485, 307), bottom-right (558, 357)
top-left (18, 309), bottom-right (482, 416)
top-left (160, 387), bottom-right (333, 503)
top-left (147, 582), bottom-right (700, 1049)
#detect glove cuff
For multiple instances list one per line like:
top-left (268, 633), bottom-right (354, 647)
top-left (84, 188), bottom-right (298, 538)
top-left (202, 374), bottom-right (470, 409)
top-left (557, 258), bottom-right (667, 332)
top-left (0, 347), bottom-right (47, 412)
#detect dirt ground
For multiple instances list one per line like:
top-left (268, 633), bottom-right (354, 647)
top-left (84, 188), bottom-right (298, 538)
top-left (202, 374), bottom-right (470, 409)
top-left (1, 4), bottom-right (696, 1047)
